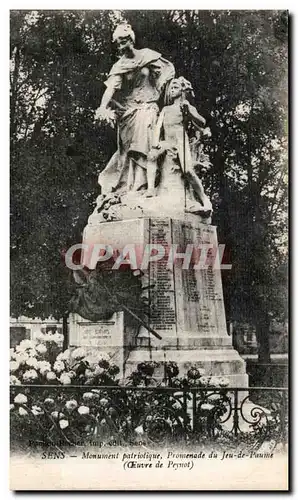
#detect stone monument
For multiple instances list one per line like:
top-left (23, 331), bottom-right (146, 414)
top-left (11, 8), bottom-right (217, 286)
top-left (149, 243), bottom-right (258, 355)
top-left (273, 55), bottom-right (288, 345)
top-left (68, 23), bottom-right (248, 387)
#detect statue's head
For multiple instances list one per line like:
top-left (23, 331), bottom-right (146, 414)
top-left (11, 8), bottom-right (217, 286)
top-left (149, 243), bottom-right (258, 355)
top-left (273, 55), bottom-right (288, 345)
top-left (112, 23), bottom-right (135, 55)
top-left (166, 77), bottom-right (194, 104)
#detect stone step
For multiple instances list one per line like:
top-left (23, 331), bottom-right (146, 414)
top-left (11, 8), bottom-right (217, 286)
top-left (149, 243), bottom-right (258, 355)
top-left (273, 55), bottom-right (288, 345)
top-left (127, 347), bottom-right (246, 363)
top-left (124, 347), bottom-right (248, 386)
top-left (136, 334), bottom-right (233, 349)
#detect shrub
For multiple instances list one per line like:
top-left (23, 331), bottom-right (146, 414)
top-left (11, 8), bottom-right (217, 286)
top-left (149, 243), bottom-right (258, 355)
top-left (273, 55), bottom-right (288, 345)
top-left (9, 333), bottom-right (120, 387)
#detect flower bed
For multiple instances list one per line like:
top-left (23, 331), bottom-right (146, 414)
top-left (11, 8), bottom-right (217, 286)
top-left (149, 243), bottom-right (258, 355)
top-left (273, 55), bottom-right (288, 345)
top-left (10, 334), bottom-right (287, 452)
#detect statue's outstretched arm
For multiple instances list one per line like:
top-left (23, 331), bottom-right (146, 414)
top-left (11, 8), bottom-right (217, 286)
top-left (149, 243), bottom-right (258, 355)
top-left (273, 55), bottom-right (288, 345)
top-left (99, 85), bottom-right (116, 111)
top-left (95, 74), bottom-right (122, 126)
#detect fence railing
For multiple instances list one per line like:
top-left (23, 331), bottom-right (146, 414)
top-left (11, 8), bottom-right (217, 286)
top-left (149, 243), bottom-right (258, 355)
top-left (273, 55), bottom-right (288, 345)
top-left (10, 385), bottom-right (288, 452)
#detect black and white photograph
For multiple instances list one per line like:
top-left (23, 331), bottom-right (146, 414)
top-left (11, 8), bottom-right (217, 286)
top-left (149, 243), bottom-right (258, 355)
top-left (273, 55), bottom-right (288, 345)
top-left (9, 9), bottom-right (288, 490)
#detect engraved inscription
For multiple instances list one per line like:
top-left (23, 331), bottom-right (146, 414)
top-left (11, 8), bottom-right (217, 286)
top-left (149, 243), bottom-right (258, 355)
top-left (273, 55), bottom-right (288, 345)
top-left (149, 219), bottom-right (176, 332)
top-left (80, 323), bottom-right (113, 347)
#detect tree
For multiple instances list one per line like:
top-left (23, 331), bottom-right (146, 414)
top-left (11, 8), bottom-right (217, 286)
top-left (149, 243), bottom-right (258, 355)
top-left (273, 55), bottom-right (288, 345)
top-left (10, 10), bottom-right (116, 331)
top-left (10, 10), bottom-right (288, 361)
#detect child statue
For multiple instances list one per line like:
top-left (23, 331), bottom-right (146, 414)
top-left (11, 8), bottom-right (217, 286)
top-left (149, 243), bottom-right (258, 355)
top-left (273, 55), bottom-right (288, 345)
top-left (146, 77), bottom-right (212, 215)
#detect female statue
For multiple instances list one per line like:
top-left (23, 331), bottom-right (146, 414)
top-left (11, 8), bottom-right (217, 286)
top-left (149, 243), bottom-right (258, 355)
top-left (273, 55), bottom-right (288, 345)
top-left (95, 23), bottom-right (175, 195)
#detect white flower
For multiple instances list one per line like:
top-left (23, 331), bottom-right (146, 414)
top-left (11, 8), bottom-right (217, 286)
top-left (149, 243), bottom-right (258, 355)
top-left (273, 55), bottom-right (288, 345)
top-left (208, 393), bottom-right (222, 401)
top-left (59, 419), bottom-right (69, 430)
top-left (134, 425), bottom-right (144, 435)
top-left (68, 370), bottom-right (76, 379)
top-left (218, 377), bottom-right (229, 387)
top-left (65, 399), bottom-right (78, 411)
top-left (37, 331), bottom-right (61, 345)
top-left (99, 398), bottom-right (109, 407)
top-left (53, 333), bottom-right (63, 344)
top-left (201, 403), bottom-right (215, 411)
top-left (62, 348), bottom-right (71, 358)
top-left (20, 339), bottom-right (36, 349)
top-left (43, 335), bottom-right (53, 343)
top-left (23, 369), bottom-right (38, 381)
top-left (10, 360), bottom-right (20, 372)
top-left (43, 332), bottom-right (63, 344)
top-left (46, 371), bottom-right (57, 381)
top-left (27, 348), bottom-right (37, 358)
top-left (35, 332), bottom-right (46, 341)
top-left (72, 347), bottom-right (86, 360)
top-left (94, 366), bottom-right (105, 376)
top-left (60, 373), bottom-right (72, 385)
top-left (51, 411), bottom-right (59, 419)
top-left (14, 352), bottom-right (29, 365)
top-left (10, 375), bottom-right (21, 385)
top-left (10, 404), bottom-right (15, 411)
top-left (35, 344), bottom-right (47, 354)
top-left (38, 361), bottom-right (52, 375)
top-left (198, 376), bottom-right (209, 387)
top-left (44, 398), bottom-right (55, 407)
top-left (78, 405), bottom-right (90, 415)
top-left (14, 393), bottom-right (28, 404)
top-left (31, 405), bottom-right (43, 416)
top-left (56, 349), bottom-right (71, 362)
top-left (19, 339), bottom-right (37, 350)
top-left (83, 392), bottom-right (94, 401)
top-left (26, 357), bottom-right (39, 369)
top-left (19, 407), bottom-right (28, 416)
top-left (53, 360), bottom-right (65, 373)
top-left (85, 369), bottom-right (93, 378)
top-left (90, 391), bottom-right (100, 399)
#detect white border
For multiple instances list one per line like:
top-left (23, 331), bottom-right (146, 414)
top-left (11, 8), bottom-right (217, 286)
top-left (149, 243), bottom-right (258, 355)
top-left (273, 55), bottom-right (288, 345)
top-left (2, 4), bottom-right (293, 498)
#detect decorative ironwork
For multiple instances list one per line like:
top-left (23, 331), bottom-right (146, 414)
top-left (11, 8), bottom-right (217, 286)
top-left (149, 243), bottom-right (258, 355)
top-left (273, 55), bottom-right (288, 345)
top-left (10, 385), bottom-right (288, 453)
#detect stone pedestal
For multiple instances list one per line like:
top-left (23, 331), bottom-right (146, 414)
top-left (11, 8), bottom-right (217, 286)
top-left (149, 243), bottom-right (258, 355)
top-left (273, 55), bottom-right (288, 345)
top-left (69, 215), bottom-right (248, 387)
top-left (68, 311), bottom-right (137, 378)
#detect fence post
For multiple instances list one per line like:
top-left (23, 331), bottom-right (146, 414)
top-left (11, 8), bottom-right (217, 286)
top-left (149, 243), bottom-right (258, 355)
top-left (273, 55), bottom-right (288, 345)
top-left (183, 390), bottom-right (188, 431)
top-left (280, 390), bottom-right (287, 449)
top-left (233, 389), bottom-right (239, 437)
top-left (192, 390), bottom-right (197, 433)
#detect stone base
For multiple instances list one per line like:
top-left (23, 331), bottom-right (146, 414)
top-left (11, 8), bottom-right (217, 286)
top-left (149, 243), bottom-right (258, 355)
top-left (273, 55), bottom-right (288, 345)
top-left (68, 312), bottom-right (137, 379)
top-left (124, 345), bottom-right (248, 388)
top-left (88, 191), bottom-right (212, 226)
top-left (69, 311), bottom-right (248, 387)
top-left (77, 216), bottom-right (249, 389)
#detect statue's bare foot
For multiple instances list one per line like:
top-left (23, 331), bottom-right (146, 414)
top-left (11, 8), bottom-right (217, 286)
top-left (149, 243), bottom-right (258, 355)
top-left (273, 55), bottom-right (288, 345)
top-left (186, 201), bottom-right (212, 217)
top-left (203, 196), bottom-right (213, 212)
top-left (186, 201), bottom-right (203, 214)
top-left (145, 188), bottom-right (156, 198)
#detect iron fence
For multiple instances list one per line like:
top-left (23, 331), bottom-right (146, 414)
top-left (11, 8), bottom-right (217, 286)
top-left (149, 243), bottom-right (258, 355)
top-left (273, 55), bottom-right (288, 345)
top-left (10, 385), bottom-right (288, 452)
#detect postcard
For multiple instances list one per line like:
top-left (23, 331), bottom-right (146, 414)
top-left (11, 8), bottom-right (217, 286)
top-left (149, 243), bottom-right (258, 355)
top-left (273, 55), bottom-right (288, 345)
top-left (10, 9), bottom-right (288, 490)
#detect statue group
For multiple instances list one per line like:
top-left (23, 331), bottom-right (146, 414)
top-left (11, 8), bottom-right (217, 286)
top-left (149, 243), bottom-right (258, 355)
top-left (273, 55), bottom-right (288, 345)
top-left (71, 23), bottom-right (248, 391)
top-left (91, 23), bottom-right (212, 224)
